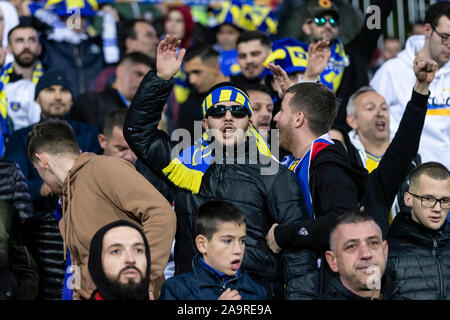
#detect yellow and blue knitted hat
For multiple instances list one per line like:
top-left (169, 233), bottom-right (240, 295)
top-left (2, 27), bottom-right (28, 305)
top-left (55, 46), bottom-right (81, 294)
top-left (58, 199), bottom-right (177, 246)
top-left (201, 82), bottom-right (253, 118)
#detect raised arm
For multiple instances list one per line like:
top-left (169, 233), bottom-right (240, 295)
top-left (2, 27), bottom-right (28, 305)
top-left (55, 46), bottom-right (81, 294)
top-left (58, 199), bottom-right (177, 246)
top-left (369, 57), bottom-right (437, 234)
top-left (124, 35), bottom-right (186, 176)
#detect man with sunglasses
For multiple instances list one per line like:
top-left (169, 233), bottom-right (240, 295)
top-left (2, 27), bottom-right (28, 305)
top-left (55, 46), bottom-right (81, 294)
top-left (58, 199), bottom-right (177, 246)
top-left (299, 0), bottom-right (394, 132)
top-left (124, 34), bottom-right (319, 300)
top-left (371, 1), bottom-right (450, 170)
top-left (385, 161), bottom-right (450, 300)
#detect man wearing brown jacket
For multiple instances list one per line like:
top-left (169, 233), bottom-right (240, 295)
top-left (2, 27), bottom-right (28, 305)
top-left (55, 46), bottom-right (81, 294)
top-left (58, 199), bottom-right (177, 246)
top-left (25, 120), bottom-right (176, 300)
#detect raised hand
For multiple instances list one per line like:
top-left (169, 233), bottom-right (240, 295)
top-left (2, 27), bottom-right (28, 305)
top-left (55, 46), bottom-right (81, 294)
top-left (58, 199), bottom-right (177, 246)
top-left (413, 56), bottom-right (438, 95)
top-left (156, 34), bottom-right (186, 80)
top-left (304, 40), bottom-right (331, 81)
top-left (267, 63), bottom-right (294, 98)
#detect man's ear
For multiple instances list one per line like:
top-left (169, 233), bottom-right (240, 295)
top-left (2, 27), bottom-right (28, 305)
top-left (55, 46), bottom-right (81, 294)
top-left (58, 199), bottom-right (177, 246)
top-left (247, 118), bottom-right (253, 131)
top-left (6, 44), bottom-right (12, 55)
top-left (195, 235), bottom-right (208, 255)
top-left (34, 153), bottom-right (50, 169)
top-left (423, 23), bottom-right (433, 38)
top-left (202, 118), bottom-right (209, 131)
top-left (325, 250), bottom-right (339, 273)
top-left (404, 191), bottom-right (413, 208)
top-left (293, 111), bottom-right (305, 129)
top-left (382, 240), bottom-right (388, 262)
top-left (98, 134), bottom-right (108, 150)
top-left (346, 114), bottom-right (358, 130)
top-left (302, 22), bottom-right (312, 36)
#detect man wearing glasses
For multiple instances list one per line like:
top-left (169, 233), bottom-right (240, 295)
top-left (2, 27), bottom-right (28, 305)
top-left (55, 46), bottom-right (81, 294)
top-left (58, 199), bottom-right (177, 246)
top-left (371, 1), bottom-right (450, 170)
top-left (124, 35), bottom-right (319, 300)
top-left (298, 0), bottom-right (394, 131)
top-left (385, 161), bottom-right (450, 300)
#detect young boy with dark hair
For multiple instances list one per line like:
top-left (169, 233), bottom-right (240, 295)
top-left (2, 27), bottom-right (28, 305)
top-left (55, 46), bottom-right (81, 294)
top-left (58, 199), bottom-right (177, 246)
top-left (159, 200), bottom-right (266, 300)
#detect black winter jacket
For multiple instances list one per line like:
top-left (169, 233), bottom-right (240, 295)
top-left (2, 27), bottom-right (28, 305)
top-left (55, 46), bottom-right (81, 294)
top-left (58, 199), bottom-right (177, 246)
top-left (159, 255), bottom-right (266, 300)
top-left (274, 90), bottom-right (430, 249)
top-left (124, 70), bottom-right (318, 299)
top-left (321, 274), bottom-right (399, 300)
top-left (386, 211), bottom-right (450, 300)
top-left (0, 159), bottom-right (34, 221)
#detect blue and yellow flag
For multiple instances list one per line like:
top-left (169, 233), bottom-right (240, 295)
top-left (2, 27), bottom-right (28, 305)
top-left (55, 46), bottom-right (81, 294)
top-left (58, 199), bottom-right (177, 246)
top-left (44, 0), bottom-right (98, 16)
top-left (211, 0), bottom-right (278, 35)
top-left (263, 37), bottom-right (348, 92)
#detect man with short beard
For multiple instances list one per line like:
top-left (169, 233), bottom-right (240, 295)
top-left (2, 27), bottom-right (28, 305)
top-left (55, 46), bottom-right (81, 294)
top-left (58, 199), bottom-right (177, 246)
top-left (88, 220), bottom-right (151, 300)
top-left (0, 23), bottom-right (44, 131)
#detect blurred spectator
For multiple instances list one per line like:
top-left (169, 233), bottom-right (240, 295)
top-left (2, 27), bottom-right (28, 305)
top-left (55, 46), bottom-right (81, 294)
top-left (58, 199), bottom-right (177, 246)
top-left (370, 1), bottom-right (450, 169)
top-left (98, 109), bottom-right (137, 165)
top-left (382, 37), bottom-right (402, 61)
top-left (0, 1), bottom-right (19, 66)
top-left (244, 83), bottom-right (273, 140)
top-left (369, 37), bottom-right (403, 76)
top-left (8, 0), bottom-right (30, 18)
top-left (88, 220), bottom-right (151, 300)
top-left (72, 52), bottom-right (154, 130)
top-left (99, 108), bottom-right (173, 204)
top-left (33, 0), bottom-right (108, 98)
top-left (93, 18), bottom-right (158, 92)
top-left (164, 5), bottom-right (194, 49)
top-left (213, 21), bottom-right (242, 77)
top-left (295, 0), bottom-right (394, 133)
top-left (409, 21), bottom-right (426, 37)
top-left (1, 23), bottom-right (43, 132)
top-left (231, 31), bottom-right (272, 87)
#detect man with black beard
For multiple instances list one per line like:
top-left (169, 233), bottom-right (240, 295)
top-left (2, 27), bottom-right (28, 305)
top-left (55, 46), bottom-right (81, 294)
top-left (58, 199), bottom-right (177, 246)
top-left (88, 220), bottom-right (151, 300)
top-left (1, 23), bottom-right (44, 131)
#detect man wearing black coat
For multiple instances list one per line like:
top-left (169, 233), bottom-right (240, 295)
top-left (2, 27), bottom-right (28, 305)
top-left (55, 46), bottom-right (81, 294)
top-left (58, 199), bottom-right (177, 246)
top-left (124, 35), bottom-right (318, 300)
top-left (323, 211), bottom-right (398, 300)
top-left (386, 162), bottom-right (450, 300)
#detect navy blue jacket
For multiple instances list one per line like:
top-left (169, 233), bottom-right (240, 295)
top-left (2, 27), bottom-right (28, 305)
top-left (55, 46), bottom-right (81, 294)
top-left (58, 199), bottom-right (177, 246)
top-left (159, 255), bottom-right (266, 300)
top-left (4, 118), bottom-right (101, 212)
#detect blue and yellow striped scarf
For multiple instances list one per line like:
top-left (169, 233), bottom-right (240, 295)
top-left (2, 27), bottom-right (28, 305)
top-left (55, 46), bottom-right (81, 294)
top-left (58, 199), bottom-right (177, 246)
top-left (263, 38), bottom-right (348, 92)
top-left (162, 126), bottom-right (271, 194)
top-left (163, 84), bottom-right (269, 194)
top-left (0, 61), bottom-right (44, 156)
top-left (0, 61), bottom-right (45, 119)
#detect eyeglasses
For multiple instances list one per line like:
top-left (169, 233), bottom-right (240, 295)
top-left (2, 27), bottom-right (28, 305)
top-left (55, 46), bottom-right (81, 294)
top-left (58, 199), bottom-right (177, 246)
top-left (312, 16), bottom-right (339, 28)
top-left (408, 192), bottom-right (450, 209)
top-left (206, 104), bottom-right (249, 119)
top-left (432, 27), bottom-right (450, 45)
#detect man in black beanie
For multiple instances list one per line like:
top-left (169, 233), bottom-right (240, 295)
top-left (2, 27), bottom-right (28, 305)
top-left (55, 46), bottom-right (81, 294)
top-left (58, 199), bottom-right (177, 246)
top-left (88, 220), bottom-right (151, 300)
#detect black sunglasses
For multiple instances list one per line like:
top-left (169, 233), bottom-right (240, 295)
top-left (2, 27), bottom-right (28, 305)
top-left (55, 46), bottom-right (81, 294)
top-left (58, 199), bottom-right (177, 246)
top-left (313, 16), bottom-right (339, 27)
top-left (206, 104), bottom-right (249, 119)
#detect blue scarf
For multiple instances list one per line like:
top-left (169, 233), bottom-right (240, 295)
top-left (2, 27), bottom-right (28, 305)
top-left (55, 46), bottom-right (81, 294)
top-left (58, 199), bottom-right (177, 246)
top-left (281, 134), bottom-right (333, 218)
top-left (163, 126), bottom-right (270, 194)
